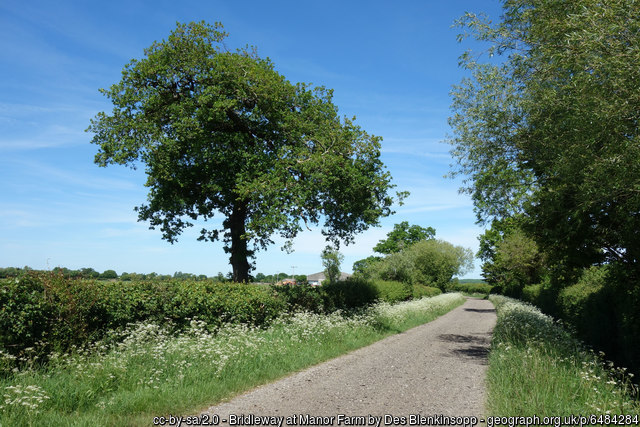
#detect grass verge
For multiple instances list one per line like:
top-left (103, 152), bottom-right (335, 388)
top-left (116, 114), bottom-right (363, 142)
top-left (0, 293), bottom-right (465, 426)
top-left (487, 295), bottom-right (639, 418)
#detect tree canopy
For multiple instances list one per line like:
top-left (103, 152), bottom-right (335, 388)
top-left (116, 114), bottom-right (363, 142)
top-left (356, 223), bottom-right (472, 290)
top-left (321, 246), bottom-right (344, 284)
top-left (373, 221), bottom-right (435, 254)
top-left (365, 239), bottom-right (473, 290)
top-left (448, 0), bottom-right (640, 279)
top-left (88, 22), bottom-right (399, 282)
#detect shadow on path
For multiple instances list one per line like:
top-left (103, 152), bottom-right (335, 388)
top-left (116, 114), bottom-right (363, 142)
top-left (464, 308), bottom-right (496, 314)
top-left (438, 333), bottom-right (492, 364)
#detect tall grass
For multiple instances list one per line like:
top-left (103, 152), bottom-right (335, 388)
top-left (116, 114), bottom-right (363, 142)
top-left (487, 295), bottom-right (639, 417)
top-left (0, 293), bottom-right (465, 426)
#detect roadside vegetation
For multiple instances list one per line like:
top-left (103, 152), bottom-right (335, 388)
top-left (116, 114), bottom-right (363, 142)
top-left (487, 295), bottom-right (639, 417)
top-left (0, 221), bottom-right (471, 427)
top-left (0, 282), bottom-right (464, 426)
top-left (446, 279), bottom-right (492, 297)
top-left (450, 0), bottom-right (640, 382)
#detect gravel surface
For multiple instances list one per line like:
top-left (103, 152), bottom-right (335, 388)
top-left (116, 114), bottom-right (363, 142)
top-left (201, 297), bottom-right (496, 425)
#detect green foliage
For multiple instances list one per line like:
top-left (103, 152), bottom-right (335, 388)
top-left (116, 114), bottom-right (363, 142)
top-left (446, 280), bottom-right (493, 295)
top-left (449, 1), bottom-right (640, 278)
top-left (0, 294), bottom-right (464, 425)
top-left (0, 268), bottom-right (459, 379)
top-left (373, 221), bottom-right (435, 254)
top-left (477, 215), bottom-right (525, 264)
top-left (488, 295), bottom-right (639, 416)
top-left (81, 268), bottom-right (100, 279)
top-left (0, 267), bottom-right (25, 278)
top-left (352, 255), bottom-right (382, 279)
top-left (100, 269), bottom-right (118, 279)
top-left (520, 281), bottom-right (558, 312)
top-left (321, 246), bottom-right (343, 284)
top-left (371, 280), bottom-right (412, 303)
top-left (87, 21), bottom-right (398, 282)
top-left (406, 239), bottom-right (474, 290)
top-left (411, 284), bottom-right (442, 299)
top-left (520, 266), bottom-right (640, 377)
top-left (271, 283), bottom-right (325, 313)
top-left (0, 272), bottom-right (287, 372)
top-left (162, 281), bottom-right (286, 327)
top-left (0, 274), bottom-right (55, 365)
top-left (483, 228), bottom-right (546, 297)
top-left (362, 238), bottom-right (474, 291)
top-left (558, 266), bottom-right (609, 323)
top-left (366, 250), bottom-right (417, 284)
top-left (321, 278), bottom-right (378, 311)
top-left (557, 266), bottom-right (639, 375)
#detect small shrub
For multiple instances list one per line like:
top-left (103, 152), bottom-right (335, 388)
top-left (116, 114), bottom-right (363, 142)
top-left (521, 283), bottom-right (541, 302)
top-left (372, 280), bottom-right (411, 303)
top-left (322, 278), bottom-right (378, 311)
top-left (446, 280), bottom-right (493, 295)
top-left (557, 266), bottom-right (618, 368)
top-left (271, 283), bottom-right (325, 313)
top-left (412, 284), bottom-right (441, 299)
top-left (558, 266), bottom-right (608, 321)
top-left (0, 274), bottom-right (55, 367)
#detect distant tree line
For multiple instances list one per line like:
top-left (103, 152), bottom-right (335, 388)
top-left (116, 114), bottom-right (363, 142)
top-left (253, 273), bottom-right (308, 284)
top-left (0, 266), bottom-right (307, 284)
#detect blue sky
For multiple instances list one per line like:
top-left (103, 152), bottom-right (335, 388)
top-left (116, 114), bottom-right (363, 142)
top-left (1, 0), bottom-right (502, 278)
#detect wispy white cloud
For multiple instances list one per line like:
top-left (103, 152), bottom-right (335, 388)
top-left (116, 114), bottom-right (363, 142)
top-left (0, 133), bottom-right (85, 151)
top-left (0, 100), bottom-right (97, 151)
top-left (1, 1), bottom-right (146, 63)
top-left (4, 157), bottom-right (140, 192)
top-left (267, 225), bottom-right (388, 258)
top-left (393, 177), bottom-right (472, 214)
top-left (97, 225), bottom-right (152, 239)
top-left (0, 201), bottom-right (139, 229)
top-left (0, 209), bottom-right (44, 228)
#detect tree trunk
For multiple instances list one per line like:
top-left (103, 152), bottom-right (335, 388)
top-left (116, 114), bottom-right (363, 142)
top-left (228, 201), bottom-right (251, 282)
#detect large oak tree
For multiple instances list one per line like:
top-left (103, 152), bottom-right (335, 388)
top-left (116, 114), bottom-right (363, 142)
top-left (88, 22), bottom-right (398, 282)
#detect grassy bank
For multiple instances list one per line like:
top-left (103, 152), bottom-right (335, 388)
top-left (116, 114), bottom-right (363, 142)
top-left (487, 295), bottom-right (639, 417)
top-left (0, 293), bottom-right (465, 426)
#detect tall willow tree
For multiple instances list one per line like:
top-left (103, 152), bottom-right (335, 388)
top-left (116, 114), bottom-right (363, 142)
top-left (448, 0), bottom-right (640, 277)
top-left (88, 22), bottom-right (399, 282)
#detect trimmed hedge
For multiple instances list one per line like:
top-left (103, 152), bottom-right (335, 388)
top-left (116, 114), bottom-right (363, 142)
top-left (372, 280), bottom-right (412, 303)
top-left (271, 282), bottom-right (326, 313)
top-left (321, 278), bottom-right (379, 310)
top-left (0, 272), bottom-right (286, 366)
top-left (412, 283), bottom-right (442, 299)
top-left (1, 272), bottom-right (452, 374)
top-left (447, 280), bottom-right (493, 295)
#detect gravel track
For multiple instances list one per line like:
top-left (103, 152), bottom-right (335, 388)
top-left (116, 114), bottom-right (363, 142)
top-left (201, 297), bottom-right (496, 424)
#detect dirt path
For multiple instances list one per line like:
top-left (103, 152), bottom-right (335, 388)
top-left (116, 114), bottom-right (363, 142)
top-left (201, 297), bottom-right (496, 425)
